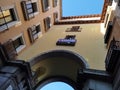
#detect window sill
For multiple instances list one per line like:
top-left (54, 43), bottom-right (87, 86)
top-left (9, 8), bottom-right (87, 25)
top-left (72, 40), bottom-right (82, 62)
top-left (37, 32), bottom-right (42, 36)
top-left (16, 45), bottom-right (26, 53)
top-left (34, 12), bottom-right (39, 15)
top-left (0, 21), bottom-right (20, 32)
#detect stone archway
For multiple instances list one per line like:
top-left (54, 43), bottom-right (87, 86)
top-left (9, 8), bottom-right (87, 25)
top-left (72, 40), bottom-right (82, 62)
top-left (29, 50), bottom-right (89, 89)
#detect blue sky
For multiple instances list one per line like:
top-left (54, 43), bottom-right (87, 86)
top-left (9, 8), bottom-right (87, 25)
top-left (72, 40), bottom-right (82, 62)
top-left (40, 82), bottom-right (74, 90)
top-left (40, 0), bottom-right (104, 90)
top-left (62, 0), bottom-right (104, 16)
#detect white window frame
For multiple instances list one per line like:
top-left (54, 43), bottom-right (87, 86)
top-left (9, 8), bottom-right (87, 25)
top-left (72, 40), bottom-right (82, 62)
top-left (48, 16), bottom-right (52, 27)
top-left (12, 34), bottom-right (26, 53)
top-left (0, 5), bottom-right (20, 32)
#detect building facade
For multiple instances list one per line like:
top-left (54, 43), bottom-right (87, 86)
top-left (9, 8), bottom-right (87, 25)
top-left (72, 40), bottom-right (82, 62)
top-left (0, 0), bottom-right (61, 60)
top-left (104, 0), bottom-right (120, 48)
top-left (0, 0), bottom-right (120, 90)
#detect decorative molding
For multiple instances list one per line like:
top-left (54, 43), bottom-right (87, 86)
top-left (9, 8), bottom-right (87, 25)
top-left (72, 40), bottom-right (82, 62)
top-left (55, 20), bottom-right (101, 25)
top-left (62, 14), bottom-right (101, 20)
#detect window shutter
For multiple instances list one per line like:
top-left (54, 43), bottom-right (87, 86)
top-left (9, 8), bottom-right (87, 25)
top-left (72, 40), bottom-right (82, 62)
top-left (44, 17), bottom-right (51, 31)
top-left (21, 1), bottom-right (29, 20)
top-left (28, 27), bottom-right (34, 43)
top-left (42, 0), bottom-right (46, 12)
top-left (42, 0), bottom-right (49, 12)
top-left (0, 44), bottom-right (8, 62)
top-left (2, 39), bottom-right (17, 60)
top-left (44, 18), bottom-right (47, 31)
top-left (47, 17), bottom-right (50, 29)
top-left (21, 1), bottom-right (34, 20)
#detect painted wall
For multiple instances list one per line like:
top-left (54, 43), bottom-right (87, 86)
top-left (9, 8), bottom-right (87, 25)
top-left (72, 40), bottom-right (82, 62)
top-left (18, 23), bottom-right (107, 70)
top-left (0, 0), bottom-right (61, 54)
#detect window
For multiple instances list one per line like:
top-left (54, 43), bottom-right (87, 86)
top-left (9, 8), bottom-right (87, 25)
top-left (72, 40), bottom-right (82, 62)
top-left (104, 14), bottom-right (109, 28)
top-left (13, 37), bottom-right (24, 49)
top-left (21, 1), bottom-right (38, 20)
top-left (13, 34), bottom-right (26, 53)
top-left (28, 24), bottom-right (41, 43)
top-left (53, 0), bottom-right (58, 7)
top-left (44, 17), bottom-right (51, 32)
top-left (0, 7), bottom-right (19, 32)
top-left (104, 21), bottom-right (113, 44)
top-left (54, 12), bottom-right (58, 22)
top-left (42, 0), bottom-right (50, 12)
top-left (118, 0), bottom-right (120, 6)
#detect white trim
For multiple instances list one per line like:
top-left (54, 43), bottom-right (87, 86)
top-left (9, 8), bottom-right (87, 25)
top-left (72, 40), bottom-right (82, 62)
top-left (50, 23), bottom-right (52, 27)
top-left (57, 0), bottom-right (59, 6)
top-left (12, 33), bottom-right (23, 40)
top-left (48, 16), bottom-right (52, 27)
top-left (36, 22), bottom-right (40, 26)
top-left (48, 15), bottom-right (51, 18)
top-left (37, 32), bottom-right (42, 36)
top-left (34, 12), bottom-right (39, 15)
top-left (48, 6), bottom-right (50, 10)
top-left (1, 5), bottom-right (14, 10)
top-left (12, 33), bottom-right (26, 53)
top-left (32, 0), bottom-right (38, 3)
top-left (0, 21), bottom-right (20, 32)
top-left (16, 45), bottom-right (26, 53)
